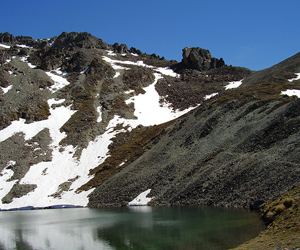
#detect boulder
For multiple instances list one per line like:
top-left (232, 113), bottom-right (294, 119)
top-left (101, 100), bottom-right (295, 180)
top-left (0, 32), bottom-right (16, 44)
top-left (52, 32), bottom-right (109, 49)
top-left (182, 47), bottom-right (225, 70)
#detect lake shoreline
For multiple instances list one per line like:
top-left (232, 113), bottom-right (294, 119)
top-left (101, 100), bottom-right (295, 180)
top-left (233, 185), bottom-right (300, 250)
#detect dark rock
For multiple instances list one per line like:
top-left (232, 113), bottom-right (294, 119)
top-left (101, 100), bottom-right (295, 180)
top-left (0, 32), bottom-right (16, 44)
top-left (61, 51), bottom-right (90, 73)
top-left (52, 31), bottom-right (109, 50)
top-left (181, 47), bottom-right (225, 70)
top-left (112, 43), bottom-right (129, 54)
top-left (15, 35), bottom-right (34, 45)
top-left (129, 47), bottom-right (143, 55)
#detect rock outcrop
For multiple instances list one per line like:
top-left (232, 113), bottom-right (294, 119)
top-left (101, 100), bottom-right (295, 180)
top-left (181, 47), bottom-right (225, 70)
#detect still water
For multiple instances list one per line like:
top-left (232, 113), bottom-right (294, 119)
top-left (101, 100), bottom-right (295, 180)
top-left (0, 206), bottom-right (265, 250)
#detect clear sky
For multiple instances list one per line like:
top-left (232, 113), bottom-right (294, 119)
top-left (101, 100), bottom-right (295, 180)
top-left (1, 0), bottom-right (299, 70)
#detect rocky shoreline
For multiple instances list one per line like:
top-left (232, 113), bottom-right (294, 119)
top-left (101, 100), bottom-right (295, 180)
top-left (233, 185), bottom-right (300, 250)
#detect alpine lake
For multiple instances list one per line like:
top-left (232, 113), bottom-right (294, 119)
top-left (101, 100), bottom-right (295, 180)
top-left (0, 206), bottom-right (266, 250)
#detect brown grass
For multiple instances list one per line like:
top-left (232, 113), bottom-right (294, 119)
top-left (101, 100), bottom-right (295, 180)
top-left (77, 120), bottom-right (173, 192)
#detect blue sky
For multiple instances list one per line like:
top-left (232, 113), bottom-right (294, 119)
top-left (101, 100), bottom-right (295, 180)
top-left (1, 0), bottom-right (299, 70)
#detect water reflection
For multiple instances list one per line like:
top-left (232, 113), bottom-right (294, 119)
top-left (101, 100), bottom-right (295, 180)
top-left (0, 206), bottom-right (265, 250)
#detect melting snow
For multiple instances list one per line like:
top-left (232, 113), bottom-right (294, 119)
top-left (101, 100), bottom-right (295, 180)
top-left (114, 71), bottom-right (121, 78)
top-left (125, 73), bottom-right (194, 126)
top-left (106, 50), bottom-right (117, 56)
top-left (281, 89), bottom-right (300, 98)
top-left (0, 54), bottom-right (197, 210)
top-left (204, 92), bottom-right (218, 100)
top-left (0, 44), bottom-right (10, 49)
top-left (288, 73), bottom-right (300, 82)
top-left (46, 71), bottom-right (70, 93)
top-left (102, 55), bottom-right (180, 78)
top-left (128, 189), bottom-right (153, 206)
top-left (96, 106), bottom-right (102, 122)
top-left (1, 85), bottom-right (13, 94)
top-left (225, 80), bottom-right (243, 90)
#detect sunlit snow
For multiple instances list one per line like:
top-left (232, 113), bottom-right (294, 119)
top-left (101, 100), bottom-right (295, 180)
top-left (46, 71), bottom-right (70, 93)
top-left (125, 73), bottom-right (194, 126)
top-left (1, 85), bottom-right (13, 94)
top-left (0, 43), bottom-right (10, 49)
top-left (281, 89), bottom-right (300, 98)
top-left (128, 189), bottom-right (153, 206)
top-left (0, 54), bottom-right (197, 210)
top-left (288, 73), bottom-right (300, 82)
top-left (225, 80), bottom-right (243, 90)
top-left (204, 92), bottom-right (218, 100)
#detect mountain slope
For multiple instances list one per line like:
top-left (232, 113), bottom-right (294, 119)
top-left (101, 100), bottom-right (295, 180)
top-left (87, 53), bottom-right (300, 208)
top-left (0, 32), bottom-right (249, 210)
top-left (0, 32), bottom-right (299, 213)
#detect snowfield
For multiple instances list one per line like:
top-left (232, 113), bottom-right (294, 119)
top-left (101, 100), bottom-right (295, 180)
top-left (0, 55), bottom-right (194, 210)
top-left (0, 53), bottom-right (255, 210)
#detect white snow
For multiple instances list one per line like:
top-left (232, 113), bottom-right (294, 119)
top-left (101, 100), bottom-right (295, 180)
top-left (0, 43), bottom-right (10, 49)
top-left (288, 73), bottom-right (300, 82)
top-left (113, 71), bottom-right (121, 78)
top-left (155, 67), bottom-right (180, 78)
top-left (125, 73), bottom-right (194, 126)
top-left (128, 189), bottom-right (153, 206)
top-left (281, 89), bottom-right (300, 98)
top-left (225, 80), bottom-right (243, 90)
top-left (0, 99), bottom-right (75, 143)
top-left (5, 160), bottom-right (16, 168)
top-left (204, 92), bottom-right (218, 100)
top-left (106, 50), bottom-right (117, 56)
top-left (1, 85), bottom-right (13, 94)
top-left (96, 106), bottom-right (102, 122)
top-left (0, 100), bottom-right (138, 209)
top-left (17, 44), bottom-right (32, 48)
top-left (0, 54), bottom-right (198, 210)
top-left (102, 56), bottom-right (180, 77)
top-left (46, 71), bottom-right (70, 93)
top-left (19, 56), bottom-right (36, 68)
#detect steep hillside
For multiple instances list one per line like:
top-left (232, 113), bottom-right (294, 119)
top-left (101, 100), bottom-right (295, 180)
top-left (0, 32), bottom-right (299, 215)
top-left (0, 32), bottom-right (251, 210)
top-left (88, 71), bottom-right (300, 208)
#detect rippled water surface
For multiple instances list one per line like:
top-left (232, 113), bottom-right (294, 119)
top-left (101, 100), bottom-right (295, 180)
top-left (0, 206), bottom-right (266, 250)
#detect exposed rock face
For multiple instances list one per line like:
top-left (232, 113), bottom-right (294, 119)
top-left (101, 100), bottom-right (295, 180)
top-left (181, 47), bottom-right (225, 70)
top-left (0, 32), bottom-right (16, 44)
top-left (52, 32), bottom-right (109, 50)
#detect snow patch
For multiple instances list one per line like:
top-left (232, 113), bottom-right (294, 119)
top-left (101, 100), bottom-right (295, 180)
top-left (103, 56), bottom-right (179, 77)
top-left (114, 71), bottom-right (121, 78)
top-left (288, 73), bottom-right (300, 82)
top-left (128, 189), bottom-right (153, 206)
top-left (1, 85), bottom-right (13, 94)
top-left (125, 73), bottom-right (194, 126)
top-left (155, 67), bottom-right (180, 78)
top-left (281, 89), bottom-right (300, 98)
top-left (0, 44), bottom-right (10, 49)
top-left (225, 80), bottom-right (243, 90)
top-left (46, 71), bottom-right (70, 93)
top-left (0, 98), bottom-right (75, 143)
top-left (17, 44), bottom-right (32, 48)
top-left (102, 56), bottom-right (130, 70)
top-left (204, 92), bottom-right (218, 100)
top-left (106, 50), bottom-right (117, 56)
top-left (96, 106), bottom-right (102, 122)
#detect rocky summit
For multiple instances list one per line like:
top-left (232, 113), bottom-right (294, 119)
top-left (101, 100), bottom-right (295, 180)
top-left (0, 31), bottom-right (299, 216)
